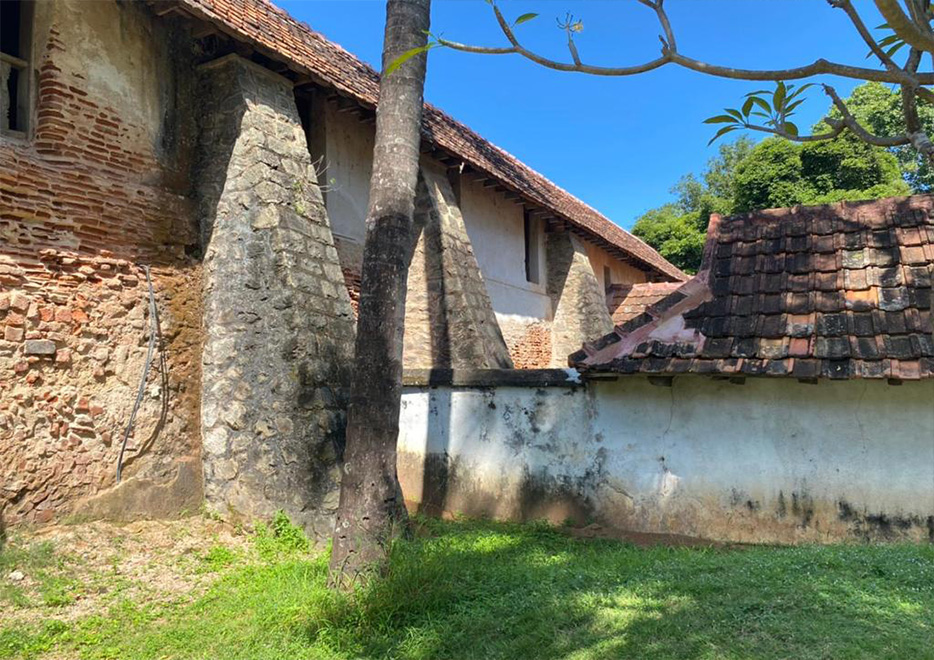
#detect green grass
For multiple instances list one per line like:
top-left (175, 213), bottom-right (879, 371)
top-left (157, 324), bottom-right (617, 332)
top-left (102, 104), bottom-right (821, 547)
top-left (2, 517), bottom-right (933, 660)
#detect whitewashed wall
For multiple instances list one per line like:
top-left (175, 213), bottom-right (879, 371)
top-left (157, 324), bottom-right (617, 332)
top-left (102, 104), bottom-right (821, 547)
top-left (320, 107), bottom-right (646, 325)
top-left (398, 376), bottom-right (934, 543)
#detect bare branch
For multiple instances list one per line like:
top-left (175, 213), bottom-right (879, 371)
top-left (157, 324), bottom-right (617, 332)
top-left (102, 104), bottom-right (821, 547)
top-left (832, 0), bottom-right (901, 72)
top-left (743, 122), bottom-right (845, 143)
top-left (822, 84), bottom-right (911, 146)
top-left (874, 0), bottom-right (934, 53)
top-left (440, 0), bottom-right (934, 85)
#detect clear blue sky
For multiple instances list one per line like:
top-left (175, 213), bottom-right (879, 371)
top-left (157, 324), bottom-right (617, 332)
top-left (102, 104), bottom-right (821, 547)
top-left (278, 0), bottom-right (889, 229)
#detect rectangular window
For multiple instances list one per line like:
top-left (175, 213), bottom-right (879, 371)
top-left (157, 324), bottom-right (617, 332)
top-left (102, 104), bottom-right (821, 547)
top-left (524, 210), bottom-right (540, 284)
top-left (603, 265), bottom-right (612, 293)
top-left (1, 0), bottom-right (33, 136)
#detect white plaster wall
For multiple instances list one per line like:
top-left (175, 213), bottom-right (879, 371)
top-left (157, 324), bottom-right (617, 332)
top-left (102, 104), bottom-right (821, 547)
top-left (586, 242), bottom-right (649, 292)
top-left (459, 177), bottom-right (551, 321)
top-left (322, 107), bottom-right (655, 321)
top-left (322, 104), bottom-right (373, 245)
top-left (398, 376), bottom-right (934, 543)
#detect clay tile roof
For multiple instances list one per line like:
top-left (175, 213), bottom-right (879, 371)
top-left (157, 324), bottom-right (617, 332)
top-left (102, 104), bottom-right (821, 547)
top-left (572, 195), bottom-right (934, 380)
top-left (607, 282), bottom-right (684, 325)
top-left (168, 0), bottom-right (686, 282)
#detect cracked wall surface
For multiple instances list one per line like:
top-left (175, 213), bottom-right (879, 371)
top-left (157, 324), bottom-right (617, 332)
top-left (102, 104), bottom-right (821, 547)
top-left (1, 0), bottom-right (202, 525)
top-left (197, 55), bottom-right (355, 537)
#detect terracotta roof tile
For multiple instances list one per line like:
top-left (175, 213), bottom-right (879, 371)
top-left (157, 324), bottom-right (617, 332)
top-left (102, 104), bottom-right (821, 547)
top-left (606, 282), bottom-right (683, 325)
top-left (166, 0), bottom-right (686, 281)
top-left (572, 195), bottom-right (934, 380)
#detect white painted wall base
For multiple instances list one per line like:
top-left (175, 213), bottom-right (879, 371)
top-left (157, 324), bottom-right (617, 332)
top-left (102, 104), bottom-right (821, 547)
top-left (398, 376), bottom-right (934, 544)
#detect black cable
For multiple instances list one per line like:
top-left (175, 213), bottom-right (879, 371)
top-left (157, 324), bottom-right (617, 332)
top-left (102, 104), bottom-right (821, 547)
top-left (116, 265), bottom-right (158, 483)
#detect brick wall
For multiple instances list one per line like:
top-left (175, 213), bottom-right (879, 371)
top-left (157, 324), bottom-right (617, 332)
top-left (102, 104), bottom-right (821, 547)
top-left (0, 1), bottom-right (202, 525)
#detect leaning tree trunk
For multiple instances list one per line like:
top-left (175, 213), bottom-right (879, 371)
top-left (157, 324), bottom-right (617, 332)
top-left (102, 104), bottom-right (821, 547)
top-left (328, 0), bottom-right (431, 589)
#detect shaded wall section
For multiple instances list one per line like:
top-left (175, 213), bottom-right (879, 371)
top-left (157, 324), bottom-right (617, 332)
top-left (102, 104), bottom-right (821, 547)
top-left (403, 165), bottom-right (513, 369)
top-left (398, 375), bottom-right (934, 544)
top-left (196, 55), bottom-right (355, 537)
top-left (547, 232), bottom-right (614, 367)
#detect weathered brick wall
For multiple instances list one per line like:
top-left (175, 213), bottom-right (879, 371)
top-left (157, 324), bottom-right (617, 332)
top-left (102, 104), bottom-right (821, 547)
top-left (403, 166), bottom-right (513, 369)
top-left (0, 1), bottom-right (202, 525)
top-left (196, 56), bottom-right (355, 538)
top-left (547, 231), bottom-right (614, 367)
top-left (499, 318), bottom-right (552, 369)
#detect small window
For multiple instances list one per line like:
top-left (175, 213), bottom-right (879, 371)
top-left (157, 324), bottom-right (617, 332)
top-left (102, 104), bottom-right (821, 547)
top-left (1, 0), bottom-right (33, 136)
top-left (524, 210), bottom-right (541, 284)
top-left (603, 265), bottom-right (612, 293)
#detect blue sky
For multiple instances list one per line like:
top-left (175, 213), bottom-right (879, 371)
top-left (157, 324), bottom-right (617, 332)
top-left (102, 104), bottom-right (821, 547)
top-left (279, 0), bottom-right (891, 229)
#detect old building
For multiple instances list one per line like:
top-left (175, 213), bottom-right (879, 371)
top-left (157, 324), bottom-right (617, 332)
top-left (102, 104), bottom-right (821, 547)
top-left (399, 195), bottom-right (934, 543)
top-left (0, 0), bottom-right (681, 531)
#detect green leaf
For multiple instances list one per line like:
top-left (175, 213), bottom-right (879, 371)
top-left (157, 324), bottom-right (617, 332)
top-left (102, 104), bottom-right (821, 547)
top-left (704, 114), bottom-right (739, 124)
top-left (386, 43), bottom-right (435, 75)
top-left (513, 12), bottom-right (539, 26)
top-left (784, 98), bottom-right (806, 115)
top-left (885, 42), bottom-right (907, 58)
top-left (742, 97), bottom-right (755, 117)
top-left (707, 124), bottom-right (739, 146)
top-left (786, 83), bottom-right (813, 101)
top-left (749, 96), bottom-right (771, 113)
top-left (784, 121), bottom-right (799, 137)
top-left (750, 111), bottom-right (771, 119)
top-left (773, 82), bottom-right (787, 111)
top-left (744, 89), bottom-right (770, 97)
top-left (725, 108), bottom-right (744, 121)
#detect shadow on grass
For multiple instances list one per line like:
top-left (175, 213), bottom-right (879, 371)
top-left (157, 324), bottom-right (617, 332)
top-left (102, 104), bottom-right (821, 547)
top-left (294, 519), bottom-right (934, 660)
top-left (6, 518), bottom-right (932, 660)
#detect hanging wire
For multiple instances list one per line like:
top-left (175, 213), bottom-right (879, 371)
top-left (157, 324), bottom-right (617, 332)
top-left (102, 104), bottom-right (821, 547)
top-left (116, 265), bottom-right (159, 483)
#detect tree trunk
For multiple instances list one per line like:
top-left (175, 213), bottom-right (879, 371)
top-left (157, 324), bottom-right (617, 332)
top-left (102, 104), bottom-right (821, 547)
top-left (328, 0), bottom-right (431, 589)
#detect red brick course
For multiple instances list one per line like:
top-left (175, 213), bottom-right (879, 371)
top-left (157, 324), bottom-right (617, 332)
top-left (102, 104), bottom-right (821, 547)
top-left (1, 24), bottom-right (201, 525)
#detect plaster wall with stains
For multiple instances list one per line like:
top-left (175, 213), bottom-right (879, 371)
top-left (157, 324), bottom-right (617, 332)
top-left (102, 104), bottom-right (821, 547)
top-left (398, 376), bottom-right (934, 543)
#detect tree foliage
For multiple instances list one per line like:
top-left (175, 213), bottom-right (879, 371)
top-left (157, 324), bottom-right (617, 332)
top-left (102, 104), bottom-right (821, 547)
top-left (633, 98), bottom-right (911, 274)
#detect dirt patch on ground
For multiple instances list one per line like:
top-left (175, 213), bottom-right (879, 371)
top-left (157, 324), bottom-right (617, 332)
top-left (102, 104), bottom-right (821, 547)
top-left (0, 516), bottom-right (252, 630)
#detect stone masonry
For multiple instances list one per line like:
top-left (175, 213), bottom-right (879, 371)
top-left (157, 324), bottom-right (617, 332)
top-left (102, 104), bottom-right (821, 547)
top-left (548, 231), bottom-right (614, 366)
top-left (196, 56), bottom-right (355, 537)
top-left (1, 1), bottom-right (202, 526)
top-left (403, 165), bottom-right (513, 368)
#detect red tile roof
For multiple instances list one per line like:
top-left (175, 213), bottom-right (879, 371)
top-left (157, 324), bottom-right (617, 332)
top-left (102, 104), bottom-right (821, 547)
top-left (572, 195), bottom-right (934, 380)
top-left (165, 0), bottom-right (686, 282)
top-left (607, 282), bottom-right (684, 325)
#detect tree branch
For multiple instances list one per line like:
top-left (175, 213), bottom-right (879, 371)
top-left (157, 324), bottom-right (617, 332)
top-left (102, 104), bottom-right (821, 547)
top-left (440, 0), bottom-right (934, 85)
top-left (874, 0), bottom-right (934, 53)
top-left (822, 84), bottom-right (911, 146)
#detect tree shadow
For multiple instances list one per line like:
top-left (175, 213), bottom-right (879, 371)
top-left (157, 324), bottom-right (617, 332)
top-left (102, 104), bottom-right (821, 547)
top-left (303, 520), bottom-right (934, 660)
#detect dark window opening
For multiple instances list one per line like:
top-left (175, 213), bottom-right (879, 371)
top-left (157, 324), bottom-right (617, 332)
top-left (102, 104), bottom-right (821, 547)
top-left (604, 265), bottom-right (612, 293)
top-left (1, 0), bottom-right (33, 135)
top-left (524, 210), bottom-right (541, 284)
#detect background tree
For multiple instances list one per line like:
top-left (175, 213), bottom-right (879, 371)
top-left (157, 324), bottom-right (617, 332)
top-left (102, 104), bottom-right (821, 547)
top-left (329, 0), bottom-right (431, 589)
top-left (632, 101), bottom-right (910, 273)
top-left (429, 0), bottom-right (934, 173)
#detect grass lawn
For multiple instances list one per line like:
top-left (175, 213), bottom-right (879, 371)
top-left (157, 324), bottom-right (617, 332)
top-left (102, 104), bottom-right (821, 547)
top-left (1, 515), bottom-right (932, 660)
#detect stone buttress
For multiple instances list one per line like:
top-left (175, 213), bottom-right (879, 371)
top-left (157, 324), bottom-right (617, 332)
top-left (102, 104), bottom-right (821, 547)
top-left (547, 231), bottom-right (614, 367)
top-left (403, 165), bottom-right (513, 368)
top-left (195, 55), bottom-right (355, 536)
